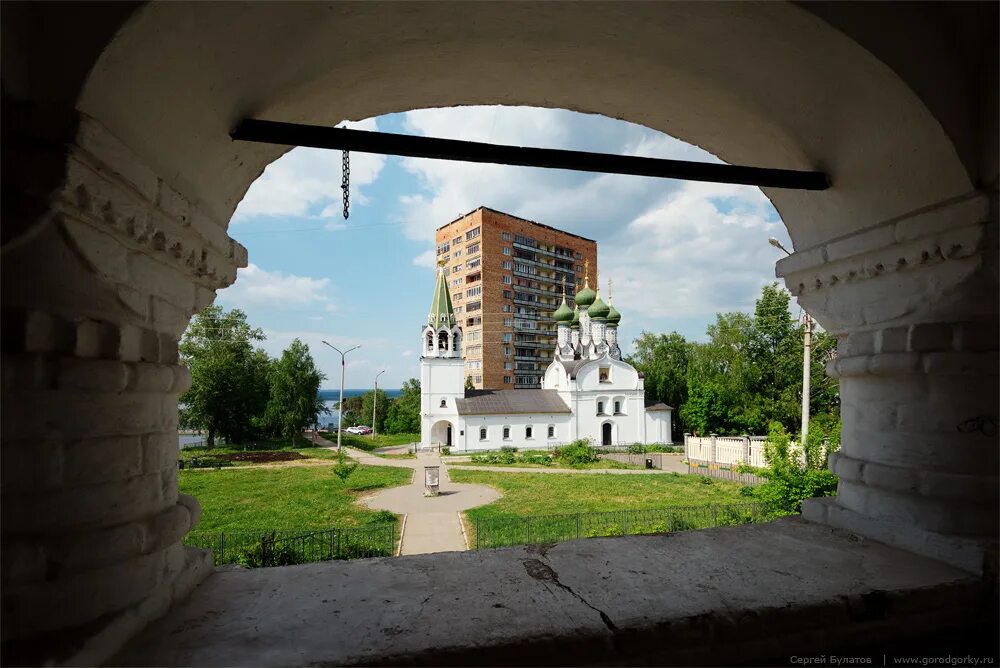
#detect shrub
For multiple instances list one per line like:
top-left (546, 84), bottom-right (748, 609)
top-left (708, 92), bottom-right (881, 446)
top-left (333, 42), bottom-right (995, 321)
top-left (627, 443), bottom-right (646, 454)
top-left (557, 440), bottom-right (599, 466)
top-left (756, 421), bottom-right (840, 514)
top-left (441, 446), bottom-right (451, 456)
top-left (738, 485), bottom-right (756, 498)
top-left (699, 476), bottom-right (713, 485)
top-left (517, 451), bottom-right (552, 466)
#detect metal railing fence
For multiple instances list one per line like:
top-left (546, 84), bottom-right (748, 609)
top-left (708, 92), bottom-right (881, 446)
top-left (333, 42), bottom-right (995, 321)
top-left (474, 502), bottom-right (770, 550)
top-left (185, 524), bottom-right (396, 567)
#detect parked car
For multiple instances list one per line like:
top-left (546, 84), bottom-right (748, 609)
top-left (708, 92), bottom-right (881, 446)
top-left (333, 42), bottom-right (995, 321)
top-left (345, 426), bottom-right (372, 435)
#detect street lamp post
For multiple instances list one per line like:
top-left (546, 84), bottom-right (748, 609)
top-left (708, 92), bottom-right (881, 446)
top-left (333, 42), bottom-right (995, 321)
top-left (769, 237), bottom-right (811, 447)
top-left (372, 369), bottom-right (386, 441)
top-left (321, 341), bottom-right (361, 451)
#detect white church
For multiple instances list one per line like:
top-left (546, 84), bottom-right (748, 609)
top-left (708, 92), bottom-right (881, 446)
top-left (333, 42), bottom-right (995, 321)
top-left (420, 262), bottom-right (672, 451)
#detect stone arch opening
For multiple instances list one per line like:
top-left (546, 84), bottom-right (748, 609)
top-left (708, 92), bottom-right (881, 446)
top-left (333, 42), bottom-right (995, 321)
top-left (430, 420), bottom-right (453, 448)
top-left (2, 3), bottom-right (996, 664)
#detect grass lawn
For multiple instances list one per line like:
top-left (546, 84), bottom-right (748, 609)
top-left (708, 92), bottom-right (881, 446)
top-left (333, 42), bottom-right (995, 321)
top-left (451, 469), bottom-right (746, 521)
top-left (179, 463), bottom-right (411, 533)
top-left (318, 432), bottom-right (419, 451)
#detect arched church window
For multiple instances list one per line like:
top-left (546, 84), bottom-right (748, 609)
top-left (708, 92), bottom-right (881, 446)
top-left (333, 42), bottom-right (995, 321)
top-left (440, 399), bottom-right (447, 408)
top-left (597, 401), bottom-right (605, 415)
top-left (503, 426), bottom-right (511, 440)
top-left (526, 426), bottom-right (533, 439)
top-left (426, 331), bottom-right (434, 351)
top-left (547, 425), bottom-right (555, 439)
top-left (438, 331), bottom-right (448, 351)
top-left (614, 400), bottom-right (621, 414)
top-left (479, 427), bottom-right (487, 440)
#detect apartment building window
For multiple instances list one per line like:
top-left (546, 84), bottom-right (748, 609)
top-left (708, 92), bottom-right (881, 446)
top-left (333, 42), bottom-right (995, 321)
top-left (466, 331), bottom-right (480, 342)
top-left (503, 290), bottom-right (513, 299)
top-left (466, 242), bottom-right (480, 255)
top-left (504, 361), bottom-right (512, 370)
top-left (502, 247), bottom-right (511, 255)
top-left (525, 426), bottom-right (533, 439)
top-left (466, 345), bottom-right (482, 356)
top-left (474, 375), bottom-right (482, 384)
top-left (454, 248), bottom-right (462, 257)
top-left (466, 273), bottom-right (481, 283)
top-left (453, 265), bottom-right (461, 273)
top-left (504, 318), bottom-right (512, 327)
top-left (502, 426), bottom-right (511, 440)
top-left (466, 227), bottom-right (481, 241)
top-left (466, 286), bottom-right (482, 298)
top-left (437, 242), bottom-right (450, 255)
top-left (576, 264), bottom-right (583, 272)
top-left (440, 254), bottom-right (449, 263)
top-left (502, 304), bottom-right (511, 313)
top-left (503, 376), bottom-right (512, 384)
top-left (503, 261), bottom-right (511, 270)
top-left (466, 258), bottom-right (481, 270)
top-left (451, 279), bottom-right (461, 287)
top-left (504, 346), bottom-right (511, 356)
top-left (479, 427), bottom-right (487, 440)
top-left (452, 292), bottom-right (462, 301)
top-left (575, 252), bottom-right (583, 259)
top-left (502, 333), bottom-right (512, 343)
top-left (515, 263), bottom-right (530, 273)
top-left (452, 236), bottom-right (461, 245)
top-left (454, 306), bottom-right (463, 314)
top-left (547, 425), bottom-right (555, 439)
top-left (503, 275), bottom-right (512, 285)
top-left (502, 232), bottom-right (510, 241)
top-left (466, 317), bottom-right (482, 327)
top-left (466, 360), bottom-right (481, 370)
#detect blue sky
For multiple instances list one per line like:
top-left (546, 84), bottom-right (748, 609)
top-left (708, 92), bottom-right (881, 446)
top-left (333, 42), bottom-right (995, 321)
top-left (216, 107), bottom-right (792, 389)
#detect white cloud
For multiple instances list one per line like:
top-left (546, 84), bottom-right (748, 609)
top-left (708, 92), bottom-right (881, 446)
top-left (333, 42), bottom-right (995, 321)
top-left (411, 249), bottom-right (437, 268)
top-left (217, 264), bottom-right (335, 311)
top-left (232, 118), bottom-right (386, 221)
top-left (393, 106), bottom-right (790, 324)
top-left (401, 350), bottom-right (413, 358)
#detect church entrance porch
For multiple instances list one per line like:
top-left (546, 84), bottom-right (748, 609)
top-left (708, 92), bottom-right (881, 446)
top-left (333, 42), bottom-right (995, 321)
top-left (431, 420), bottom-right (453, 448)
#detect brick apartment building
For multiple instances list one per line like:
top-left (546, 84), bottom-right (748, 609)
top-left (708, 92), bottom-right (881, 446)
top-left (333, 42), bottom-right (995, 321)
top-left (435, 207), bottom-right (597, 389)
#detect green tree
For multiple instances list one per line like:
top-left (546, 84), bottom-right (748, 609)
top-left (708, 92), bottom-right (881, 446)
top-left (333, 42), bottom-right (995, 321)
top-left (179, 305), bottom-right (271, 446)
top-left (384, 378), bottom-right (420, 434)
top-left (464, 376), bottom-right (475, 391)
top-left (628, 331), bottom-right (691, 439)
top-left (265, 339), bottom-right (327, 442)
top-left (360, 388), bottom-right (389, 432)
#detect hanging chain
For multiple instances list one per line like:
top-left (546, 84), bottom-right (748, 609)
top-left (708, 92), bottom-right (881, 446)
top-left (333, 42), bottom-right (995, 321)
top-left (340, 149), bottom-right (350, 219)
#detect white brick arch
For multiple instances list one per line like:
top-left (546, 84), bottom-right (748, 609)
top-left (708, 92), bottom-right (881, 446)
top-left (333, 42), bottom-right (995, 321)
top-left (1, 3), bottom-right (995, 662)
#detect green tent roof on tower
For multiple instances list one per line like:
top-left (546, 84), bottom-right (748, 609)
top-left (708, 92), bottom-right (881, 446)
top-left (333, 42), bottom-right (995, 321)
top-left (427, 260), bottom-right (456, 328)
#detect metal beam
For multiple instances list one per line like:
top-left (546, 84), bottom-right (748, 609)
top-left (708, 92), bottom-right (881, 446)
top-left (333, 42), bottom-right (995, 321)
top-left (231, 119), bottom-right (830, 191)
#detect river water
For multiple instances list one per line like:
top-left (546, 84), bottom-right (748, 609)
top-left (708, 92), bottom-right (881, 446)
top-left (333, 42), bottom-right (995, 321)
top-left (178, 389), bottom-right (401, 448)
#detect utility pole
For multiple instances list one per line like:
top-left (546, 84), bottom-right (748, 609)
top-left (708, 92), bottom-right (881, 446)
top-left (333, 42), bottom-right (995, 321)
top-left (372, 369), bottom-right (386, 441)
top-left (321, 341), bottom-right (361, 451)
top-left (769, 237), bottom-right (812, 448)
top-left (801, 312), bottom-right (812, 448)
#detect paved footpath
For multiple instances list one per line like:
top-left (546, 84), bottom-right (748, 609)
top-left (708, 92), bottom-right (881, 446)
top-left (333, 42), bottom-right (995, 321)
top-left (314, 438), bottom-right (500, 555)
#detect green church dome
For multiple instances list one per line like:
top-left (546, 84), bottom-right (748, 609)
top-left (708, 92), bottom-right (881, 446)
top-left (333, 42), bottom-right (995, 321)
top-left (588, 291), bottom-right (610, 320)
top-left (606, 300), bottom-right (621, 326)
top-left (552, 299), bottom-right (574, 323)
top-left (570, 304), bottom-right (581, 328)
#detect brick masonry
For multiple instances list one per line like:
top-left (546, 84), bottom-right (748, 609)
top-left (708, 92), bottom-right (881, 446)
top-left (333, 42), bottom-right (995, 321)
top-left (435, 207), bottom-right (597, 389)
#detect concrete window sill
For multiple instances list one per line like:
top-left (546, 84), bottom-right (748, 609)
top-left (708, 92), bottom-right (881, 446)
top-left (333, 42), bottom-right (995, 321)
top-left (112, 517), bottom-right (991, 667)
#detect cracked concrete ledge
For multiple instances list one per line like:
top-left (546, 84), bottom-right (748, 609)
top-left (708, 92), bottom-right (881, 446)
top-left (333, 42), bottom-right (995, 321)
top-left (110, 518), bottom-right (994, 667)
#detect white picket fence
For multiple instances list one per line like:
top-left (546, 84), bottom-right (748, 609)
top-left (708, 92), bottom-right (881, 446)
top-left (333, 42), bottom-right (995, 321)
top-left (684, 434), bottom-right (768, 468)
